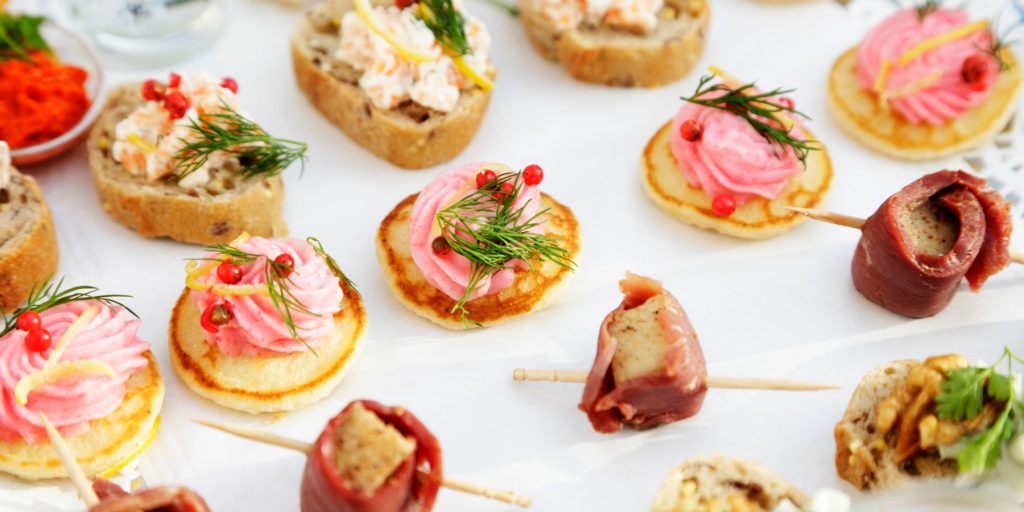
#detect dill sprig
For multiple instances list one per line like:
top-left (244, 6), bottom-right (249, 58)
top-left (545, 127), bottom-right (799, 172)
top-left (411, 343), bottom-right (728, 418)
top-left (682, 75), bottom-right (821, 167)
top-left (174, 102), bottom-right (308, 182)
top-left (475, 0), bottom-right (518, 17)
top-left (915, 0), bottom-right (940, 21)
top-left (1, 276), bottom-right (136, 337)
top-left (195, 244), bottom-right (319, 353)
top-left (0, 13), bottom-right (50, 61)
top-left (435, 170), bottom-right (575, 323)
top-left (417, 0), bottom-right (473, 56)
top-left (306, 237), bottom-right (358, 295)
top-left (983, 20), bottom-right (1020, 72)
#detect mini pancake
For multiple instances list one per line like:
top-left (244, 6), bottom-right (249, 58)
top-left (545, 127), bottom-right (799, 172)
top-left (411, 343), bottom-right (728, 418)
top-left (828, 48), bottom-right (1022, 160)
top-left (169, 279), bottom-right (366, 414)
top-left (0, 352), bottom-right (164, 481)
top-left (642, 121), bottom-right (833, 240)
top-left (376, 193), bottom-right (581, 330)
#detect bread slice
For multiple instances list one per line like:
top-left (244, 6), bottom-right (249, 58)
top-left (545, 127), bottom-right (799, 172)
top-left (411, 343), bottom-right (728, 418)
top-left (834, 359), bottom-right (957, 490)
top-left (291, 0), bottom-right (492, 169)
top-left (518, 0), bottom-right (709, 87)
top-left (0, 169), bottom-right (58, 311)
top-left (168, 279), bottom-right (367, 414)
top-left (651, 455), bottom-right (810, 512)
top-left (87, 83), bottom-right (287, 246)
top-left (0, 352), bottom-right (164, 480)
top-left (642, 121), bottom-right (833, 240)
top-left (376, 192), bottom-right (581, 330)
top-left (828, 47), bottom-right (1023, 160)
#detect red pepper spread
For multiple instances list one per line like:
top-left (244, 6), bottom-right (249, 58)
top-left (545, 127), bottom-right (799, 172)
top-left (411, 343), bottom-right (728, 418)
top-left (0, 51), bottom-right (89, 149)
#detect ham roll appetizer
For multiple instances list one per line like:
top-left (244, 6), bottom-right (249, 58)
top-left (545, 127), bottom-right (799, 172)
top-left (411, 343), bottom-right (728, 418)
top-left (852, 171), bottom-right (1011, 317)
top-left (90, 479), bottom-right (210, 512)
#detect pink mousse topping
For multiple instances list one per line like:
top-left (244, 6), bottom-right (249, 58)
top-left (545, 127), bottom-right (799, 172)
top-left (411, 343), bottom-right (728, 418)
top-left (189, 237), bottom-right (344, 357)
top-left (0, 302), bottom-right (149, 444)
top-left (856, 8), bottom-right (998, 125)
top-left (409, 163), bottom-right (543, 302)
top-left (670, 91), bottom-right (807, 205)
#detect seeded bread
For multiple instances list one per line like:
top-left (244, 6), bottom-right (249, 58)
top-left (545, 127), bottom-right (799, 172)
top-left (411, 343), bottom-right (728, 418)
top-left (834, 359), bottom-right (957, 490)
top-left (291, 0), bottom-right (492, 169)
top-left (0, 170), bottom-right (58, 311)
top-left (651, 456), bottom-right (810, 512)
top-left (519, 0), bottom-right (709, 87)
top-left (87, 83), bottom-right (287, 246)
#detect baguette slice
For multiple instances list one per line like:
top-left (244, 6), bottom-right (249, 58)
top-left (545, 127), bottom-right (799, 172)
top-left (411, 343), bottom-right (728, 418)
top-left (87, 83), bottom-right (287, 246)
top-left (292, 0), bottom-right (492, 169)
top-left (834, 359), bottom-right (957, 491)
top-left (519, 0), bottom-right (709, 87)
top-left (652, 455), bottom-right (810, 512)
top-left (0, 169), bottom-right (58, 311)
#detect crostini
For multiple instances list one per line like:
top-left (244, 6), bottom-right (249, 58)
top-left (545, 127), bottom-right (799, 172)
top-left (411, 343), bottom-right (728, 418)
top-left (87, 73), bottom-right (306, 245)
top-left (0, 278), bottom-right (164, 480)
top-left (170, 234), bottom-right (366, 414)
top-left (0, 141), bottom-right (58, 311)
top-left (643, 71), bottom-right (833, 239)
top-left (828, 5), bottom-right (1022, 159)
top-left (519, 0), bottom-right (709, 87)
top-left (292, 0), bottom-right (494, 169)
top-left (376, 163), bottom-right (580, 329)
top-left (652, 456), bottom-right (817, 512)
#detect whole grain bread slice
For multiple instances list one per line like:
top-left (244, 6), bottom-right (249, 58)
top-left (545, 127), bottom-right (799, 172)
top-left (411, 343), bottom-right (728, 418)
top-left (519, 0), bottom-right (709, 87)
top-left (651, 455), bottom-right (810, 511)
top-left (0, 170), bottom-right (58, 311)
top-left (87, 83), bottom-right (287, 246)
top-left (292, 0), bottom-right (492, 169)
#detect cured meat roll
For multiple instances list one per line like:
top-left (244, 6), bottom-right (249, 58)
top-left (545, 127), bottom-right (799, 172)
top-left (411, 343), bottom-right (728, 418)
top-left (90, 479), bottom-right (210, 512)
top-left (579, 273), bottom-right (708, 433)
top-left (301, 400), bottom-right (443, 512)
top-left (852, 170), bottom-right (1012, 318)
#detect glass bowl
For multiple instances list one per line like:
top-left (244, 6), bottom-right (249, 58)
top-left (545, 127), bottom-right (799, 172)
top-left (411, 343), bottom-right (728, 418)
top-left (9, 20), bottom-right (106, 167)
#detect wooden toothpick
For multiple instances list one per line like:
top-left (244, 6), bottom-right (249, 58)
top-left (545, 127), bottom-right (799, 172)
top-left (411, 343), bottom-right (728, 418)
top-left (786, 206), bottom-right (1024, 264)
top-left (513, 369), bottom-right (838, 391)
top-left (194, 419), bottom-right (532, 509)
top-left (39, 412), bottom-right (99, 508)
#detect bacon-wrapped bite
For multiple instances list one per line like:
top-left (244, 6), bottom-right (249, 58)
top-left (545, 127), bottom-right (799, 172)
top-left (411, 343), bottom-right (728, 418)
top-left (579, 273), bottom-right (708, 433)
top-left (301, 400), bottom-right (443, 512)
top-left (89, 479), bottom-right (210, 512)
top-left (852, 171), bottom-right (1012, 318)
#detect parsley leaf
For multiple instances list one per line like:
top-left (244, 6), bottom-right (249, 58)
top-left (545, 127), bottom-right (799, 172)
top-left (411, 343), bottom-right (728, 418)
top-left (958, 403), bottom-right (1014, 474)
top-left (935, 367), bottom-right (992, 421)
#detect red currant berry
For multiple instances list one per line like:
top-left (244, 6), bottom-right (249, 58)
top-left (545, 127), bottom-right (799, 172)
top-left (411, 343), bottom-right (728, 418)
top-left (395, 0), bottom-right (417, 7)
top-left (711, 194), bottom-right (737, 217)
top-left (776, 97), bottom-right (794, 110)
top-left (523, 164), bottom-right (544, 186)
top-left (216, 260), bottom-right (243, 284)
top-left (16, 311), bottom-right (42, 332)
top-left (962, 54), bottom-right (989, 85)
top-left (141, 79), bottom-right (165, 101)
top-left (221, 77), bottom-right (238, 94)
top-left (679, 119), bottom-right (703, 142)
top-left (475, 169), bottom-right (497, 189)
top-left (24, 329), bottom-right (52, 352)
top-left (274, 254), bottom-right (295, 277)
top-left (431, 236), bottom-right (451, 256)
top-left (164, 92), bottom-right (190, 120)
top-left (493, 181), bottom-right (514, 201)
top-left (200, 303), bottom-right (234, 333)
top-left (168, 72), bottom-right (182, 88)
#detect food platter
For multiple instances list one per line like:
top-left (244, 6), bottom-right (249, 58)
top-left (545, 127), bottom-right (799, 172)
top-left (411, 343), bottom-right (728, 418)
top-left (1, 0), bottom-right (1023, 510)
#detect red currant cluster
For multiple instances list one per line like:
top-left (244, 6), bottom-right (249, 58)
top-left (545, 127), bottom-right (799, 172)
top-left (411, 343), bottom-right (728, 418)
top-left (14, 311), bottom-right (51, 353)
top-left (140, 73), bottom-right (239, 120)
top-left (678, 119), bottom-right (736, 218)
top-left (199, 253), bottom-right (296, 333)
top-left (961, 54), bottom-right (991, 91)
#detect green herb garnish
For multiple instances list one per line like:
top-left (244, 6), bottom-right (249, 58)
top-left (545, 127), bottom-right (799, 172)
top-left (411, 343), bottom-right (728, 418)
top-left (915, 0), bottom-right (941, 22)
top-left (1, 276), bottom-right (136, 337)
top-left (306, 237), bottom-right (358, 295)
top-left (174, 102), bottom-right (307, 182)
top-left (476, 0), bottom-right (518, 16)
top-left (435, 170), bottom-right (575, 323)
top-left (682, 75), bottom-right (821, 167)
top-left (0, 13), bottom-right (50, 61)
top-left (417, 0), bottom-right (473, 56)
top-left (935, 346), bottom-right (1023, 474)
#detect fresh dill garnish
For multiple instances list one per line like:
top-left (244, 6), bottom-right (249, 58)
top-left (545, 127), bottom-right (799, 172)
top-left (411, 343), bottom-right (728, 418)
top-left (306, 237), bottom-right (358, 295)
top-left (417, 0), bottom-right (473, 56)
top-left (0, 13), bottom-right (50, 61)
top-left (435, 170), bottom-right (575, 323)
top-left (934, 346), bottom-right (1023, 474)
top-left (476, 0), bottom-right (518, 16)
top-left (983, 20), bottom-right (1020, 72)
top-left (682, 75), bottom-right (821, 167)
top-left (1, 276), bottom-right (136, 337)
top-left (173, 102), bottom-right (308, 182)
top-left (915, 0), bottom-right (941, 21)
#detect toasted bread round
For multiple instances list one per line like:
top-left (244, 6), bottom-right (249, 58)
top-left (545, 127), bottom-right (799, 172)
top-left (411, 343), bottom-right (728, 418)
top-left (652, 455), bottom-right (810, 512)
top-left (292, 0), bottom-right (492, 169)
top-left (641, 121), bottom-right (833, 239)
top-left (828, 47), bottom-right (1022, 160)
top-left (376, 193), bottom-right (581, 330)
top-left (0, 169), bottom-right (58, 312)
top-left (86, 83), bottom-right (287, 246)
top-left (169, 280), bottom-right (367, 414)
top-left (0, 352), bottom-right (164, 480)
top-left (518, 0), bottom-right (709, 87)
top-left (834, 359), bottom-right (957, 491)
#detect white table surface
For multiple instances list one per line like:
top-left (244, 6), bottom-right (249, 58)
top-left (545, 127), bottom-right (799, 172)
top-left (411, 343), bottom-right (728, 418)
top-left (2, 0), bottom-right (1024, 510)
